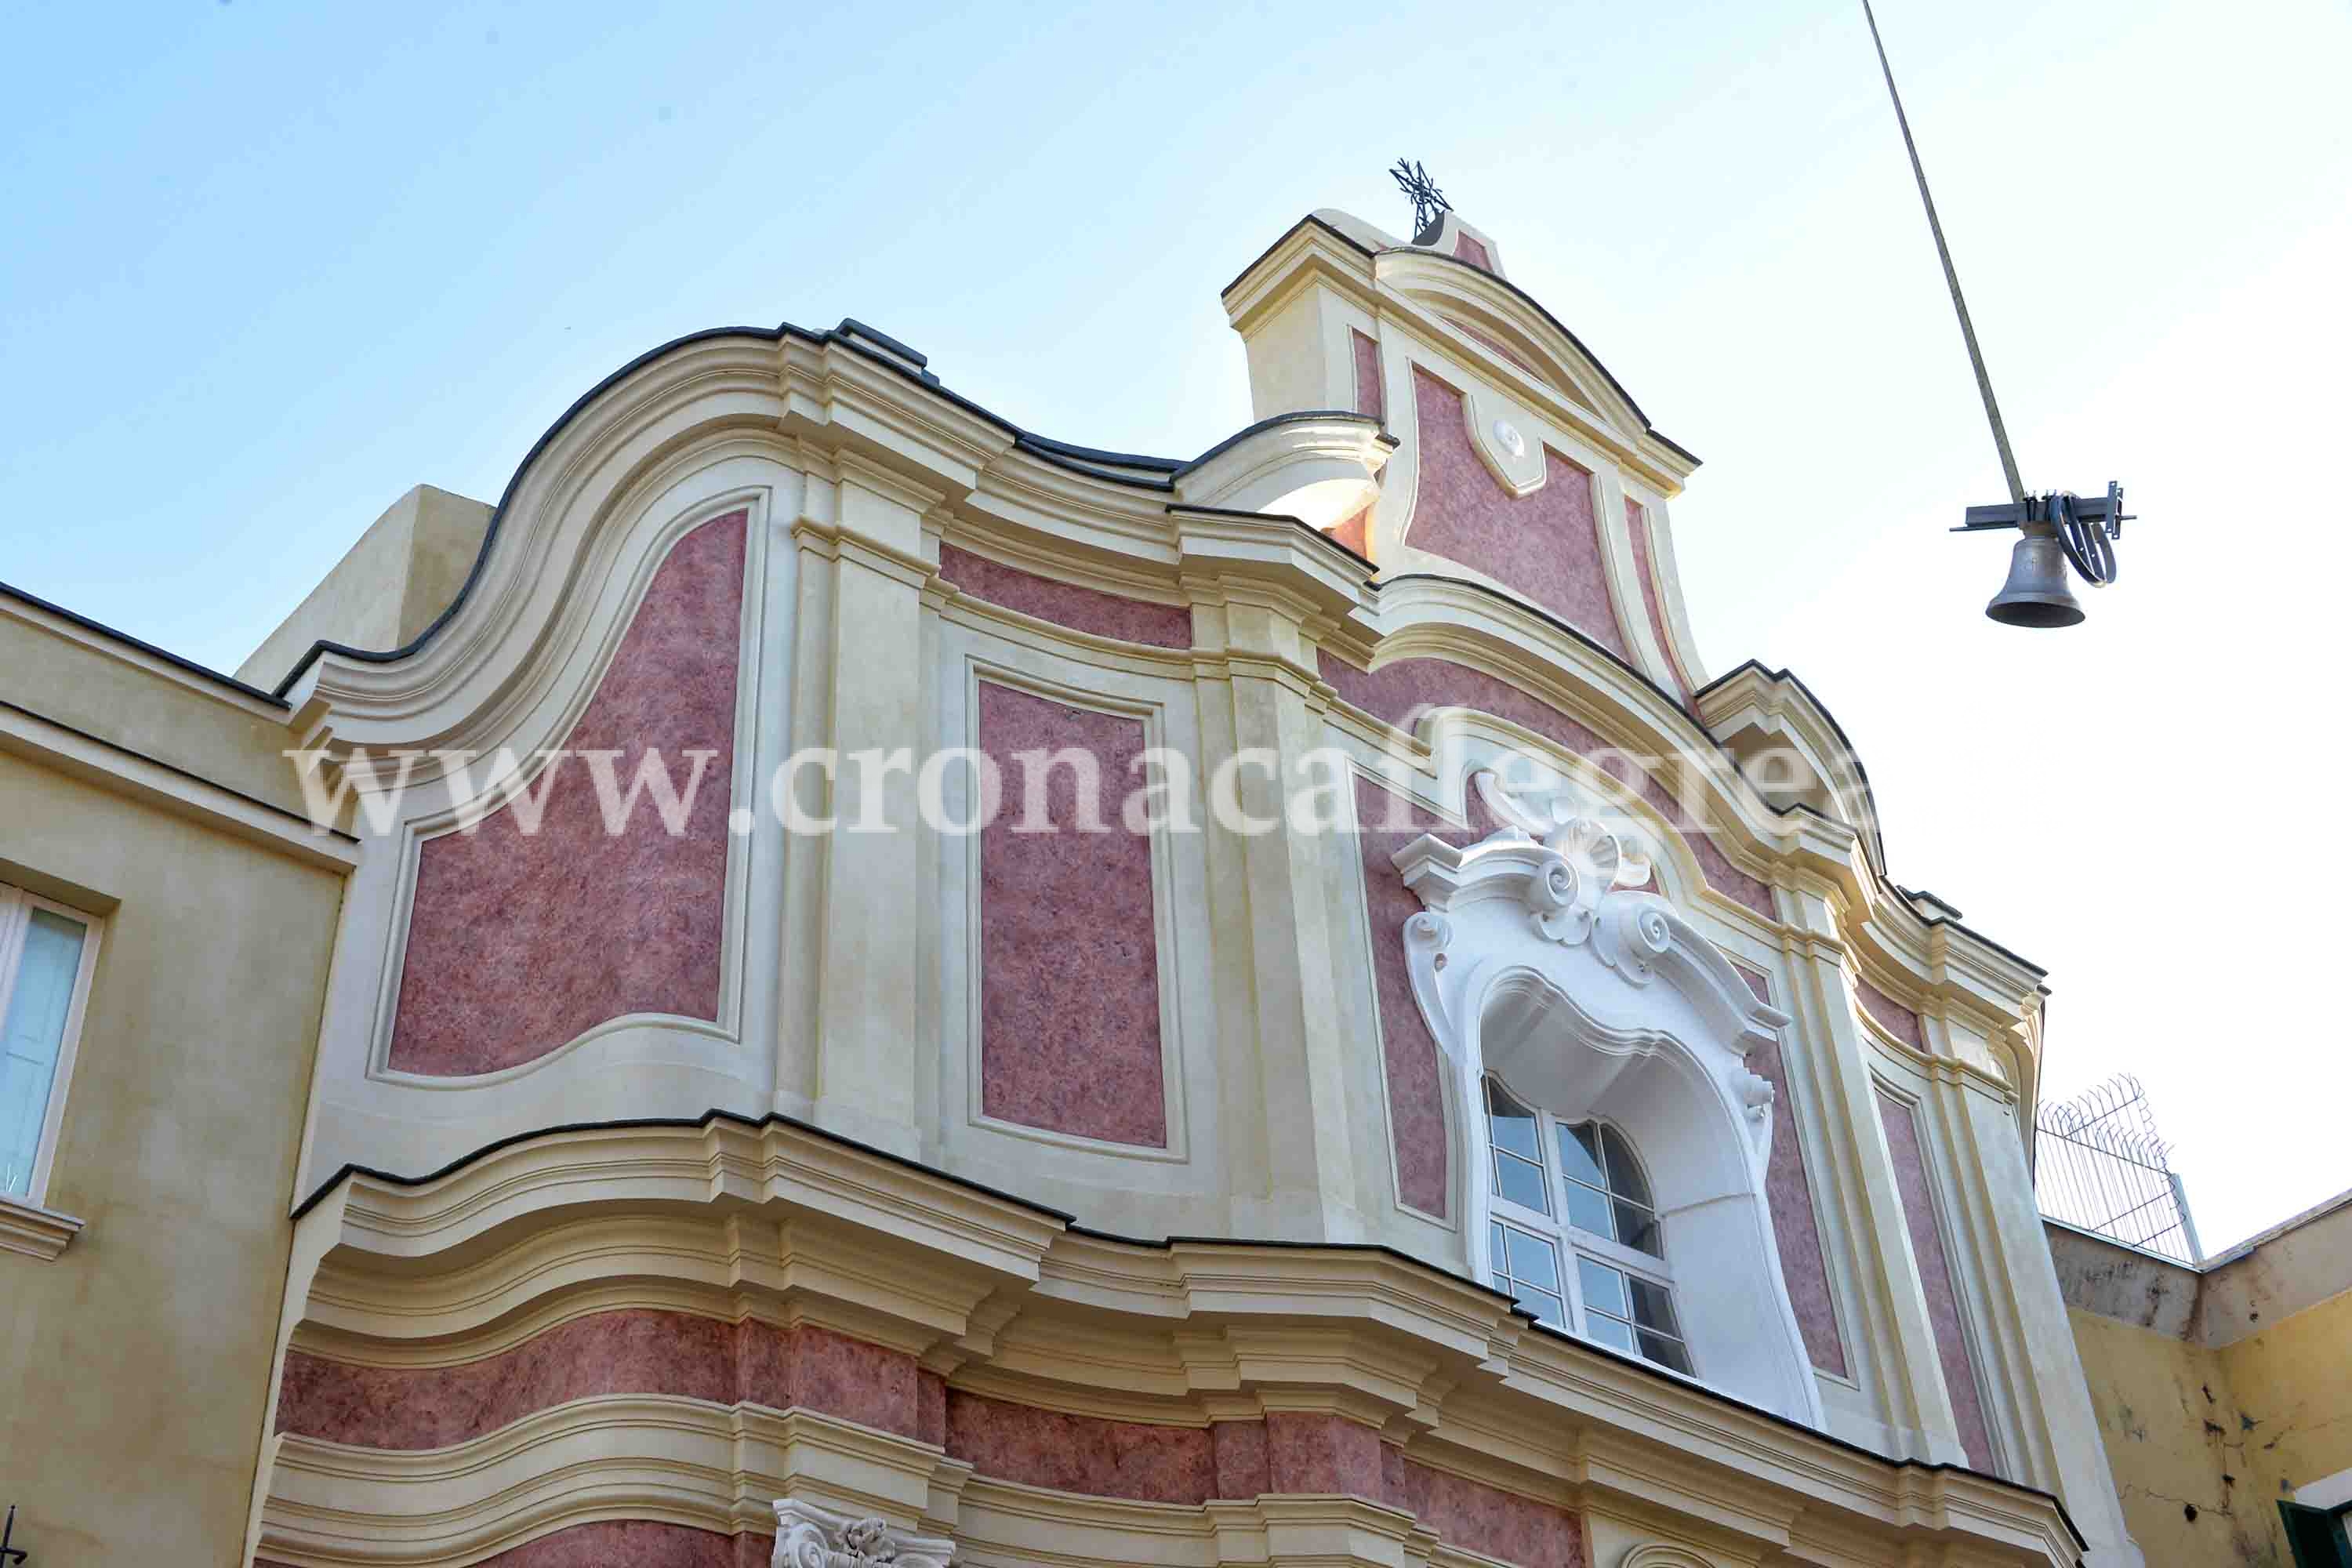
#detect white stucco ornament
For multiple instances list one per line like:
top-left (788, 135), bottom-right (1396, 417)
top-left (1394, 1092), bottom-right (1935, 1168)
top-left (775, 1500), bottom-right (955, 1568)
top-left (1390, 771), bottom-right (1824, 1429)
top-left (1492, 417), bottom-right (1526, 459)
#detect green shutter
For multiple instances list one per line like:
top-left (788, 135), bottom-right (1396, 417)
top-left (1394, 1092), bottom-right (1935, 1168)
top-left (2278, 1501), bottom-right (2352, 1568)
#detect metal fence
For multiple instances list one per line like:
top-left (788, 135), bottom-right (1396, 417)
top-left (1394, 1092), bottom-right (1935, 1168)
top-left (2034, 1073), bottom-right (2201, 1264)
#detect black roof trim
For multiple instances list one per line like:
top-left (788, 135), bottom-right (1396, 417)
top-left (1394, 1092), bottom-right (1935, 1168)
top-left (291, 1105), bottom-right (2084, 1552)
top-left (0, 576), bottom-right (289, 708)
top-left (834, 317), bottom-right (931, 375)
top-left (260, 318), bottom-right (1209, 699)
top-left (1218, 212), bottom-right (1379, 302)
top-left (1174, 409), bottom-right (1397, 477)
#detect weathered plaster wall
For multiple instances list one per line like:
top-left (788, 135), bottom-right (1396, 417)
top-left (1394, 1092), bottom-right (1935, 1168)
top-left (0, 753), bottom-right (343, 1566)
top-left (2056, 1206), bottom-right (2352, 1566)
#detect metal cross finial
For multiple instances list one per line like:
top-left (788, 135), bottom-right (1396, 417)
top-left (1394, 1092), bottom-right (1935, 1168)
top-left (1390, 158), bottom-right (1450, 240)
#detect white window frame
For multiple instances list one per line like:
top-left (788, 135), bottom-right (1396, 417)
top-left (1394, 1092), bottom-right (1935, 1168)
top-left (1482, 1073), bottom-right (1694, 1376)
top-left (0, 882), bottom-right (103, 1211)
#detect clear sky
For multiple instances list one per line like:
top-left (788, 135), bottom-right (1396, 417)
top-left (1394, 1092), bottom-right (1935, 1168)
top-left (5, 1), bottom-right (2346, 1251)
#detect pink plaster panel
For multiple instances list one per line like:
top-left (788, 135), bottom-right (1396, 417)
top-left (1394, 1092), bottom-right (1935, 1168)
top-left (1624, 497), bottom-right (1693, 700)
top-left (387, 510), bottom-right (746, 1076)
top-left (1211, 1418), bottom-right (1271, 1498)
top-left (1354, 776), bottom-right (1465, 1218)
top-left (1856, 975), bottom-right (1926, 1050)
top-left (1875, 1088), bottom-right (1998, 1472)
top-left (940, 543), bottom-right (1191, 649)
top-left (1406, 372), bottom-right (1632, 661)
top-left (1329, 503), bottom-right (1372, 559)
top-left (274, 1312), bottom-right (928, 1450)
top-left (977, 682), bottom-right (1168, 1147)
top-left (943, 1391), bottom-right (1217, 1503)
top-left (1381, 1450), bottom-right (1585, 1568)
top-left (1733, 963), bottom-right (1849, 1377)
top-left (1453, 234), bottom-right (1495, 271)
top-left (1265, 1412), bottom-right (1385, 1496)
top-left (470, 1522), bottom-right (771, 1567)
top-left (1323, 653), bottom-right (1773, 917)
top-left (1352, 329), bottom-right (1386, 423)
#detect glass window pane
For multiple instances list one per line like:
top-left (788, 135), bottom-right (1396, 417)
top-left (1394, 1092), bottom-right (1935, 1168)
top-left (1638, 1330), bottom-right (1694, 1375)
top-left (1628, 1276), bottom-right (1684, 1338)
top-left (1494, 1150), bottom-right (1551, 1215)
top-left (1519, 1288), bottom-right (1566, 1330)
top-left (1489, 1221), bottom-right (1507, 1272)
top-left (1599, 1124), bottom-right (1653, 1208)
top-left (1505, 1227), bottom-right (1562, 1292)
top-left (1585, 1312), bottom-right (1635, 1352)
top-left (1564, 1180), bottom-right (1616, 1239)
top-left (1577, 1255), bottom-right (1629, 1319)
top-left (1614, 1200), bottom-right (1663, 1257)
top-left (1, 910), bottom-right (88, 1200)
top-left (1485, 1078), bottom-right (1541, 1160)
top-left (1556, 1121), bottom-right (1606, 1188)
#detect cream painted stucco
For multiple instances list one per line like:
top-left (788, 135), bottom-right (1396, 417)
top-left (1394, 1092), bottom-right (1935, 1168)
top-left (0, 747), bottom-right (342, 1564)
top-left (235, 481), bottom-right (492, 691)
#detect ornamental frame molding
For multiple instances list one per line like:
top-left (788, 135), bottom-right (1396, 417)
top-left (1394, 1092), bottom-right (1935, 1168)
top-left (1389, 772), bottom-right (1824, 1428)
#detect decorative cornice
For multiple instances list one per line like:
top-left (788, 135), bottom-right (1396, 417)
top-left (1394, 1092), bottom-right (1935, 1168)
top-left (0, 1192), bottom-right (83, 1260)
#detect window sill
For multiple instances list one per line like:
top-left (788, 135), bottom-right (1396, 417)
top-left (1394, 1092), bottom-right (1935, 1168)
top-left (0, 1193), bottom-right (84, 1260)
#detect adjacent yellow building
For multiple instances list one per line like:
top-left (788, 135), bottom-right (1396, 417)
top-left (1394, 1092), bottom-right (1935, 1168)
top-left (0, 584), bottom-right (354, 1561)
top-left (2055, 1194), bottom-right (2352, 1566)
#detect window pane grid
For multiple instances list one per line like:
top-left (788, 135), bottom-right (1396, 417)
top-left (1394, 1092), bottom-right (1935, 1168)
top-left (1485, 1076), bottom-right (1691, 1377)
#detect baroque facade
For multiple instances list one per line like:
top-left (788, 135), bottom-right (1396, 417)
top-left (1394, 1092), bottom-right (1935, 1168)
top-left (1, 205), bottom-right (2151, 1566)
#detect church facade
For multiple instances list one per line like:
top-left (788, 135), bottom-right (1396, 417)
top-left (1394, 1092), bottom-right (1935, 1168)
top-left (1, 204), bottom-right (2142, 1567)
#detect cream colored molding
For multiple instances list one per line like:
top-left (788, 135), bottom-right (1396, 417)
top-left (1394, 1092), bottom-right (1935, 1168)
top-left (261, 1400), bottom-right (963, 1565)
top-left (274, 1116), bottom-right (2085, 1566)
top-left (1170, 414), bottom-right (1394, 532)
top-left (1459, 386), bottom-right (1545, 498)
top-left (1370, 250), bottom-right (1692, 495)
top-left (0, 699), bottom-right (358, 870)
top-left (0, 1192), bottom-right (83, 1260)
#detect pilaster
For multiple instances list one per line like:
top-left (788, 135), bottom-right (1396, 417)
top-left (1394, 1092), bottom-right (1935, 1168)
top-left (1780, 887), bottom-right (1965, 1465)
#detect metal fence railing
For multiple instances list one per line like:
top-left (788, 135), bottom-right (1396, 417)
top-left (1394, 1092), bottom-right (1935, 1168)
top-left (2034, 1073), bottom-right (2201, 1264)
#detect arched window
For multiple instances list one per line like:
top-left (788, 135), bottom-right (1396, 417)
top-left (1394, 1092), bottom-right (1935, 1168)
top-left (1483, 1074), bottom-right (1693, 1375)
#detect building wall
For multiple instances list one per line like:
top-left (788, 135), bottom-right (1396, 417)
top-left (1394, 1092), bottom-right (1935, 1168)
top-left (0, 723), bottom-right (343, 1563)
top-left (2056, 1204), bottom-right (2352, 1566)
top-left (0, 206), bottom-right (2141, 1568)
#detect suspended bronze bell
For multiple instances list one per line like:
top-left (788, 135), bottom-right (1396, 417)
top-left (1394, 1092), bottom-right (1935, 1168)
top-left (1985, 534), bottom-right (2085, 628)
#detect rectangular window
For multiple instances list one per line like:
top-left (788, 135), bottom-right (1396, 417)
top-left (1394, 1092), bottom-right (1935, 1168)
top-left (0, 885), bottom-right (98, 1204)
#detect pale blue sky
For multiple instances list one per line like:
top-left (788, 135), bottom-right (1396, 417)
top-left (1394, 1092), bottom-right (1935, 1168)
top-left (4, 0), bottom-right (2347, 1250)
